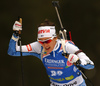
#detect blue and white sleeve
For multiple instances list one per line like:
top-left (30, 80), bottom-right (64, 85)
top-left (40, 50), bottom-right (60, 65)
top-left (77, 52), bottom-right (94, 69)
top-left (7, 34), bottom-right (41, 59)
top-left (65, 41), bottom-right (94, 69)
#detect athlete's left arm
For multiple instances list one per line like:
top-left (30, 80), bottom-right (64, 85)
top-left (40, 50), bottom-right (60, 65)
top-left (65, 41), bottom-right (94, 69)
top-left (76, 52), bottom-right (94, 69)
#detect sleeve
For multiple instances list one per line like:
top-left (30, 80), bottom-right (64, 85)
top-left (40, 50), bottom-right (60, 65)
top-left (65, 41), bottom-right (94, 69)
top-left (7, 34), bottom-right (41, 59)
top-left (77, 52), bottom-right (94, 69)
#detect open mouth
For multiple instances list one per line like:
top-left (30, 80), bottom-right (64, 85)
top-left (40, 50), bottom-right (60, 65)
top-left (45, 47), bottom-right (50, 50)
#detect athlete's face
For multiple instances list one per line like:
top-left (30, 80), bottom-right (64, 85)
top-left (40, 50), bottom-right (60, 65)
top-left (38, 37), bottom-right (57, 53)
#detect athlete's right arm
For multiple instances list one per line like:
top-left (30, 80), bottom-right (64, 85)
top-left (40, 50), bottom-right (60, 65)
top-left (7, 21), bottom-right (41, 59)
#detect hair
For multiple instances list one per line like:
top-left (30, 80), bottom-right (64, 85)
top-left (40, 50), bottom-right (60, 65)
top-left (38, 19), bottom-right (55, 27)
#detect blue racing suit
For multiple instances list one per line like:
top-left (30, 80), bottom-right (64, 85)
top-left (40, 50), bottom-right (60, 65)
top-left (8, 34), bottom-right (94, 86)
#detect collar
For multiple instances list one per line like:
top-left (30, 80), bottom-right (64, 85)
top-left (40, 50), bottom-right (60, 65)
top-left (50, 39), bottom-right (61, 57)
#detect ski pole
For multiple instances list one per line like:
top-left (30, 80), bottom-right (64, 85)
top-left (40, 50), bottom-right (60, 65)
top-left (79, 69), bottom-right (94, 86)
top-left (18, 17), bottom-right (25, 86)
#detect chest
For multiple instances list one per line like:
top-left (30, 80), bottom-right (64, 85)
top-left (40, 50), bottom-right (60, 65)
top-left (42, 51), bottom-right (73, 69)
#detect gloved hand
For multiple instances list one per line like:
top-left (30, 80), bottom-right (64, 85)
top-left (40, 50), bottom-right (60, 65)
top-left (80, 59), bottom-right (94, 65)
top-left (13, 21), bottom-right (22, 31)
top-left (68, 54), bottom-right (79, 64)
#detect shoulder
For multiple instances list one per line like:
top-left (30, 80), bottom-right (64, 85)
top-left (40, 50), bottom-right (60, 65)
top-left (29, 41), bottom-right (42, 54)
top-left (57, 39), bottom-right (75, 46)
top-left (57, 39), bottom-right (79, 54)
top-left (65, 41), bottom-right (79, 54)
top-left (30, 41), bottom-right (41, 46)
top-left (56, 39), bottom-right (79, 53)
top-left (67, 40), bottom-right (75, 45)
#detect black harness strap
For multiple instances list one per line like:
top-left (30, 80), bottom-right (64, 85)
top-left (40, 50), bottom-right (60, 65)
top-left (75, 49), bottom-right (83, 55)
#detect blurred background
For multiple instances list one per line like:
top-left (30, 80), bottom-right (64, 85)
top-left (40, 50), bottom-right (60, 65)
top-left (0, 0), bottom-right (99, 86)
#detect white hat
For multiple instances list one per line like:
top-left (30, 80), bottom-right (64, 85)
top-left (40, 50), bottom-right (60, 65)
top-left (38, 26), bottom-right (56, 38)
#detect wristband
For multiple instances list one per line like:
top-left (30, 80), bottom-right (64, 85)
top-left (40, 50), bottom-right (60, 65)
top-left (13, 31), bottom-right (19, 36)
top-left (11, 34), bottom-right (19, 41)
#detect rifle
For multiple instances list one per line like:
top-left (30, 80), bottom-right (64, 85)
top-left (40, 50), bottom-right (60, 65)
top-left (52, 1), bottom-right (94, 86)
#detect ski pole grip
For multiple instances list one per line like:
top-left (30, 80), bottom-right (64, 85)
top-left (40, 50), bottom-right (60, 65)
top-left (18, 17), bottom-right (22, 34)
top-left (52, 1), bottom-right (60, 8)
top-left (63, 53), bottom-right (81, 65)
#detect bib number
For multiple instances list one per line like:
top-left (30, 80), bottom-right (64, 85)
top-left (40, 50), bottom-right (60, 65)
top-left (51, 71), bottom-right (63, 76)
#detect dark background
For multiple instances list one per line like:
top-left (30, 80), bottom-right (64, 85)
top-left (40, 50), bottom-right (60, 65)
top-left (0, 0), bottom-right (99, 86)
